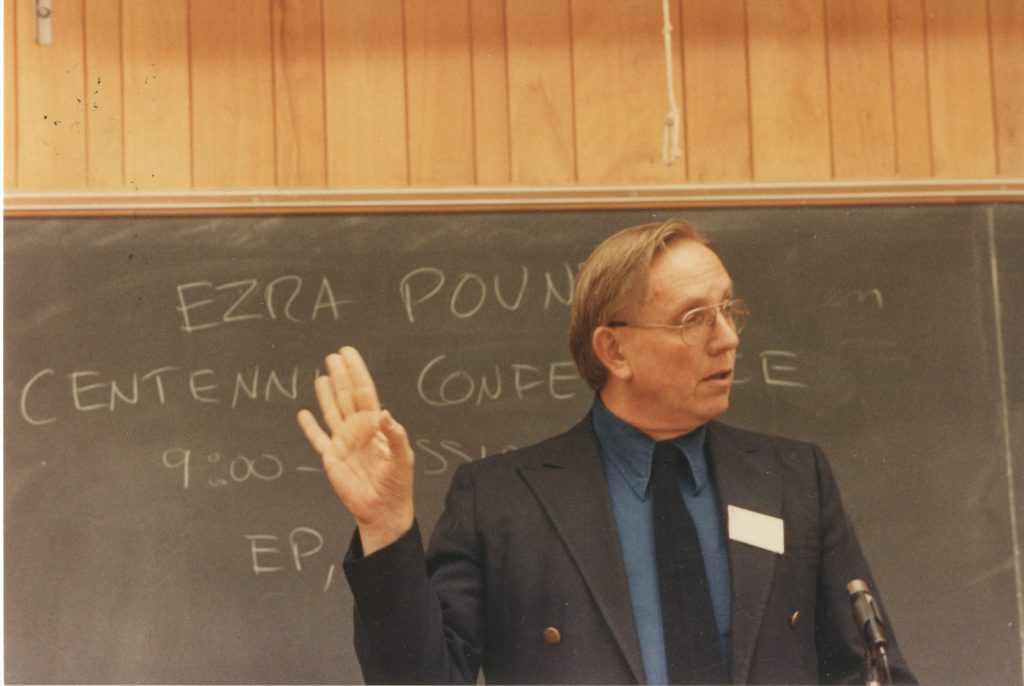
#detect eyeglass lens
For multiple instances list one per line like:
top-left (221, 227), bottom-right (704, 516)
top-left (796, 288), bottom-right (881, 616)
top-left (681, 301), bottom-right (748, 345)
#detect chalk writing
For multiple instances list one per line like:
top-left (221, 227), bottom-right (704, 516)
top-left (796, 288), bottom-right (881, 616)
top-left (19, 365), bottom-right (317, 424)
top-left (161, 447), bottom-right (320, 490)
top-left (730, 350), bottom-right (810, 388)
top-left (244, 528), bottom-right (341, 592)
top-left (415, 437), bottom-right (519, 476)
top-left (176, 275), bottom-right (354, 333)
top-left (758, 350), bottom-right (809, 388)
top-left (19, 368), bottom-right (57, 426)
top-left (161, 448), bottom-right (193, 488)
top-left (822, 287), bottom-right (885, 312)
top-left (855, 288), bottom-right (884, 309)
top-left (399, 263), bottom-right (575, 323)
top-left (416, 355), bottom-right (582, 407)
top-left (245, 528), bottom-right (324, 574)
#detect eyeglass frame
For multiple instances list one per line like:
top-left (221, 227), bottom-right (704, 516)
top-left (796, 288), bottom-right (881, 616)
top-left (605, 298), bottom-right (750, 346)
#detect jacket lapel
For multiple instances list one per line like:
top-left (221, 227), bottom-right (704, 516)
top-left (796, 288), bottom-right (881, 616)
top-left (706, 422), bottom-right (783, 685)
top-left (517, 417), bottom-right (646, 685)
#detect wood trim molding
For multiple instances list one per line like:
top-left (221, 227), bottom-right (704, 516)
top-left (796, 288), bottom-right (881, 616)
top-left (6, 179), bottom-right (1023, 217)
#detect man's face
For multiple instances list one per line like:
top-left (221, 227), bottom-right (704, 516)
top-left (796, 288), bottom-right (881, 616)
top-left (613, 240), bottom-right (740, 435)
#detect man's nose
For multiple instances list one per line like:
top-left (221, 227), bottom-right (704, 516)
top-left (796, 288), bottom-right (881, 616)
top-left (706, 311), bottom-right (740, 351)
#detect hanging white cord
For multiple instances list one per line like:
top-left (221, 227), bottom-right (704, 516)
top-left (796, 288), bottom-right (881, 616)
top-left (661, 0), bottom-right (682, 165)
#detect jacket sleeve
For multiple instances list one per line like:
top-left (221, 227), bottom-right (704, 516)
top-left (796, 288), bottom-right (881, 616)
top-left (811, 444), bottom-right (918, 685)
top-left (343, 464), bottom-right (484, 685)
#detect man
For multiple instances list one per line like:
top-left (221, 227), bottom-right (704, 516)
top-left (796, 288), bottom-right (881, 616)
top-left (297, 219), bottom-right (915, 684)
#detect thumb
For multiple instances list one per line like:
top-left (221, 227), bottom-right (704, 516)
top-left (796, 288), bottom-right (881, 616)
top-left (380, 410), bottom-right (414, 466)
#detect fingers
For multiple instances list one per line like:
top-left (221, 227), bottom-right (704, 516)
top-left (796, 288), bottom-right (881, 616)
top-left (324, 346), bottom-right (381, 418)
top-left (335, 412), bottom-right (386, 456)
top-left (296, 409), bottom-right (334, 456)
top-left (297, 407), bottom-right (385, 462)
top-left (325, 353), bottom-right (357, 417)
top-left (300, 347), bottom-right (396, 464)
top-left (339, 346), bottom-right (381, 412)
top-left (313, 375), bottom-right (344, 434)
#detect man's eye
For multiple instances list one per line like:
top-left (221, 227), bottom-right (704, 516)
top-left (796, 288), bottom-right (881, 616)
top-left (681, 311), bottom-right (706, 328)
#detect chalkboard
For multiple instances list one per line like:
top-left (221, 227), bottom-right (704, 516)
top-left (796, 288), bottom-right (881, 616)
top-left (5, 205), bottom-right (1023, 685)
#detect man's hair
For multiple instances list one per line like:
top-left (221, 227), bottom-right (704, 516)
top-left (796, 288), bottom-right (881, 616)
top-left (569, 218), bottom-right (710, 390)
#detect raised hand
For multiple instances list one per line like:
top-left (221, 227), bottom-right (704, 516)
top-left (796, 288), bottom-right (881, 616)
top-left (297, 346), bottom-right (415, 555)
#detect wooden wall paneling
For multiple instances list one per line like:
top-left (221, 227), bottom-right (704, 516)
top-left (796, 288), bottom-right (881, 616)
top-left (405, 0), bottom-right (475, 186)
top-left (681, 0), bottom-right (752, 183)
top-left (271, 0), bottom-right (327, 188)
top-left (5, 0), bottom-right (18, 189)
top-left (122, 0), bottom-right (192, 189)
top-left (988, 0), bottom-right (1024, 176)
top-left (746, 0), bottom-right (833, 181)
top-left (470, 0), bottom-right (510, 185)
top-left (189, 0), bottom-right (276, 188)
top-left (15, 0), bottom-right (87, 190)
top-left (825, 0), bottom-right (897, 178)
top-left (84, 0), bottom-right (124, 188)
top-left (505, 0), bottom-right (576, 185)
top-left (570, 0), bottom-right (685, 185)
top-left (924, 0), bottom-right (997, 177)
top-left (889, 0), bottom-right (934, 177)
top-left (6, 0), bottom-right (1020, 197)
top-left (322, 0), bottom-right (408, 187)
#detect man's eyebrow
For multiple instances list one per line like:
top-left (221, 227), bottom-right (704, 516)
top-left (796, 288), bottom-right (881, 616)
top-left (671, 284), bottom-right (735, 319)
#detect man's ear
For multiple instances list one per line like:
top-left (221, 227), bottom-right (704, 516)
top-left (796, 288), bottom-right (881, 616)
top-left (592, 326), bottom-right (632, 381)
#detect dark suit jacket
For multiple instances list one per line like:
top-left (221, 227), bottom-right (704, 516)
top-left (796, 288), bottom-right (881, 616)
top-left (344, 417), bottom-right (915, 684)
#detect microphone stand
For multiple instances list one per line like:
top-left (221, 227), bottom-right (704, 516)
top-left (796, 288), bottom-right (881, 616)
top-left (861, 643), bottom-right (892, 686)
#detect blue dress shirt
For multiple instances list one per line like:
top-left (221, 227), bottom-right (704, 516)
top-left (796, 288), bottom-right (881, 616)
top-left (592, 395), bottom-right (731, 685)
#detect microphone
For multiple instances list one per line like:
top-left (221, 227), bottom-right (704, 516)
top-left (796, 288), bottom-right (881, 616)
top-left (847, 579), bottom-right (888, 649)
top-left (848, 579), bottom-right (892, 686)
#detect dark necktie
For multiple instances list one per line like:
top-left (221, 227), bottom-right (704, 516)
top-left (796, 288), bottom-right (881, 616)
top-left (651, 441), bottom-right (728, 684)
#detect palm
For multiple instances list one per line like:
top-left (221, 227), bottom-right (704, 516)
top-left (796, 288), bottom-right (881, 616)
top-left (297, 347), bottom-right (415, 551)
top-left (320, 412), bottom-right (411, 523)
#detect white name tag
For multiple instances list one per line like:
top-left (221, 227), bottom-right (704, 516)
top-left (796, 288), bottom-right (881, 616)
top-left (728, 505), bottom-right (785, 555)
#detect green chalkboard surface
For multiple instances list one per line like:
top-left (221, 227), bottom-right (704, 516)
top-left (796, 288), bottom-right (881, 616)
top-left (5, 205), bottom-right (1023, 684)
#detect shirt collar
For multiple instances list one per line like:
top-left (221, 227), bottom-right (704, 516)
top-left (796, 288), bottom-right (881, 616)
top-left (591, 394), bottom-right (710, 501)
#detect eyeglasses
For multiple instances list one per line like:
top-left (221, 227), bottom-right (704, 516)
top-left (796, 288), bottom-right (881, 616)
top-left (606, 298), bottom-right (750, 346)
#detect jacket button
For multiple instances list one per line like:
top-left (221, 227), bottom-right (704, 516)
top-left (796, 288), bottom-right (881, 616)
top-left (789, 610), bottom-right (800, 629)
top-left (543, 626), bottom-right (561, 645)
